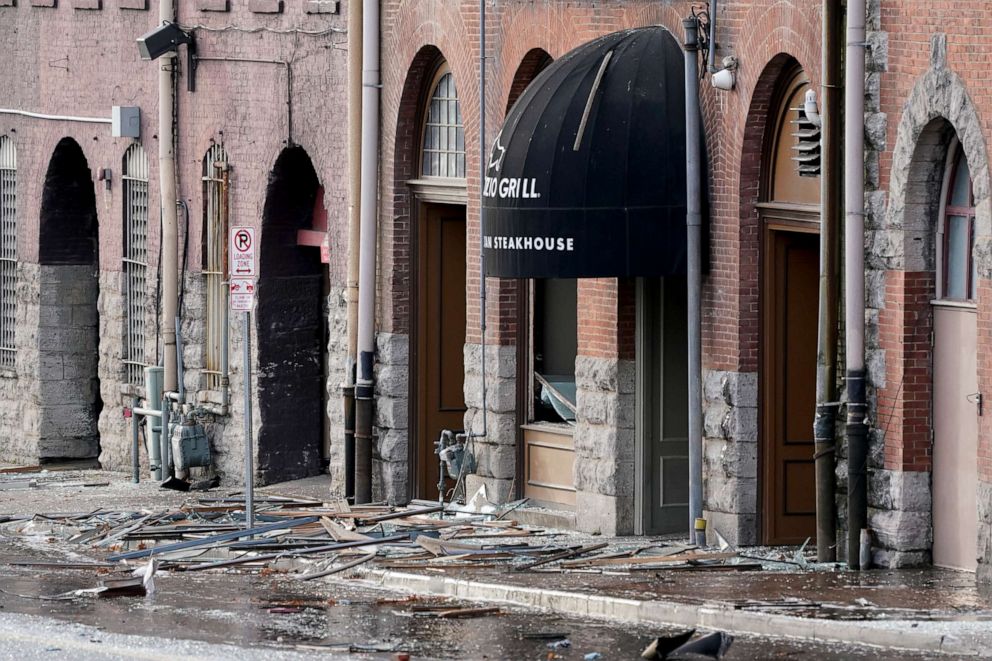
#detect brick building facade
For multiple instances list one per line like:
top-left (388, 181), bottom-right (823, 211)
top-left (4, 0), bottom-right (992, 580)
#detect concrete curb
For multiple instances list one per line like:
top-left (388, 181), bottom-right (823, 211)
top-left (359, 568), bottom-right (980, 657)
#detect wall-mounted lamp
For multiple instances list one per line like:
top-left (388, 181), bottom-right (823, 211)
top-left (137, 22), bottom-right (197, 92)
top-left (803, 89), bottom-right (823, 128)
top-left (711, 56), bottom-right (738, 92)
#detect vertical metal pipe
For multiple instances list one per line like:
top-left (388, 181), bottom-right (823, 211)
top-left (243, 310), bottom-right (255, 529)
top-left (131, 398), bottom-right (141, 484)
top-left (683, 17), bottom-right (705, 545)
top-left (175, 316), bottom-right (185, 404)
top-left (475, 0), bottom-right (488, 440)
top-left (845, 0), bottom-right (869, 569)
top-left (354, 0), bottom-right (380, 504)
top-left (814, 0), bottom-right (842, 563)
top-left (343, 0), bottom-right (363, 500)
top-left (707, 0), bottom-right (718, 74)
top-left (160, 393), bottom-right (171, 479)
top-left (220, 167), bottom-right (231, 412)
top-left (159, 0), bottom-right (178, 394)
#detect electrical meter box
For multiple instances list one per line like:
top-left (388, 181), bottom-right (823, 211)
top-left (112, 106), bottom-right (141, 139)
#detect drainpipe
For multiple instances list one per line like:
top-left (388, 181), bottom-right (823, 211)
top-left (354, 0), bottom-right (380, 504)
top-left (707, 0), bottom-right (718, 74)
top-left (475, 0), bottom-right (488, 443)
top-left (683, 16), bottom-right (705, 547)
top-left (814, 0), bottom-right (842, 563)
top-left (159, 0), bottom-right (179, 395)
top-left (220, 165), bottom-right (231, 414)
top-left (342, 0), bottom-right (363, 499)
top-left (845, 0), bottom-right (869, 569)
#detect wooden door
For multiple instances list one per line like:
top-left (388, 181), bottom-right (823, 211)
top-left (932, 305), bottom-right (979, 571)
top-left (637, 277), bottom-right (689, 534)
top-left (416, 204), bottom-right (467, 499)
top-left (762, 229), bottom-right (819, 544)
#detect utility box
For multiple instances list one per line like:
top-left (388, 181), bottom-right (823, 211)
top-left (112, 106), bottom-right (141, 139)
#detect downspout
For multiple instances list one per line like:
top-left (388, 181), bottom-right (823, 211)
top-left (354, 0), bottom-right (380, 504)
top-left (159, 0), bottom-right (179, 395)
top-left (814, 0), bottom-right (842, 563)
top-left (845, 0), bottom-right (869, 569)
top-left (220, 165), bottom-right (231, 413)
top-left (707, 0), bottom-right (717, 74)
top-left (475, 0), bottom-right (488, 443)
top-left (343, 0), bottom-right (362, 499)
top-left (683, 16), bottom-right (705, 547)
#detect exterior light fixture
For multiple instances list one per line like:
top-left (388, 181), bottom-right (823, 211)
top-left (136, 22), bottom-right (197, 92)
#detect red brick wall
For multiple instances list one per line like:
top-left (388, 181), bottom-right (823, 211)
top-left (377, 0), bottom-right (824, 369)
top-left (876, 271), bottom-right (934, 472)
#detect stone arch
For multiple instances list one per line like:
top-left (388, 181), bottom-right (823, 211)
top-left (886, 55), bottom-right (991, 274)
top-left (871, 46), bottom-right (992, 571)
top-left (257, 145), bottom-right (325, 484)
top-left (37, 137), bottom-right (102, 461)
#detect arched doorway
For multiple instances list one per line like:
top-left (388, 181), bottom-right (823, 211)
top-left (409, 60), bottom-right (468, 500)
top-left (37, 138), bottom-right (101, 461)
top-left (257, 146), bottom-right (329, 484)
top-left (759, 63), bottom-right (821, 544)
top-left (932, 136), bottom-right (979, 571)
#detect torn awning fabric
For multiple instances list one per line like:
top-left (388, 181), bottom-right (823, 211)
top-left (482, 26), bottom-right (693, 279)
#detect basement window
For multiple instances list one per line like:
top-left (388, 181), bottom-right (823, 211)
top-left (0, 136), bottom-right (16, 372)
top-left (122, 143), bottom-right (149, 386)
top-left (202, 144), bottom-right (229, 392)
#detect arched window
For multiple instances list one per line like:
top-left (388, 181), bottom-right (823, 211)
top-left (940, 145), bottom-right (976, 301)
top-left (0, 136), bottom-right (16, 370)
top-left (421, 67), bottom-right (465, 178)
top-left (122, 144), bottom-right (149, 386)
top-left (202, 144), bottom-right (228, 392)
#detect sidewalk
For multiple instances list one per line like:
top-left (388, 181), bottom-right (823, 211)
top-left (2, 467), bottom-right (991, 657)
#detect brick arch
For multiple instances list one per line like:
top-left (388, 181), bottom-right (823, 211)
top-left (387, 44), bottom-right (445, 335)
top-left (735, 52), bottom-right (806, 372)
top-left (504, 48), bottom-right (552, 114)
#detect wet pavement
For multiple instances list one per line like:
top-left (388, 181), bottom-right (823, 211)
top-left (0, 533), bottom-right (944, 660)
top-left (1, 469), bottom-right (989, 658)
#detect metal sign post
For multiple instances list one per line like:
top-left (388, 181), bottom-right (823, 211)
top-left (230, 227), bottom-right (257, 531)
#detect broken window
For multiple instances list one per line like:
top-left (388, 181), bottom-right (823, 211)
top-left (530, 278), bottom-right (577, 423)
top-left (0, 136), bottom-right (15, 371)
top-left (122, 144), bottom-right (149, 386)
top-left (202, 144), bottom-right (229, 392)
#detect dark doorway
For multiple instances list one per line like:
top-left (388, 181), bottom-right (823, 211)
top-left (257, 147), bottom-right (328, 484)
top-left (37, 138), bottom-right (102, 461)
top-left (414, 203), bottom-right (467, 499)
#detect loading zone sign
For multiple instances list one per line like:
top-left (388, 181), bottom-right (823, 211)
top-left (231, 227), bottom-right (256, 277)
top-left (230, 278), bottom-right (256, 312)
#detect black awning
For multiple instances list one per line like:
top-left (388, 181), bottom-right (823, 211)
top-left (482, 26), bottom-right (692, 279)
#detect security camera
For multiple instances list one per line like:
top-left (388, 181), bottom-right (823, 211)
top-left (137, 22), bottom-right (192, 61)
top-left (803, 89), bottom-right (823, 128)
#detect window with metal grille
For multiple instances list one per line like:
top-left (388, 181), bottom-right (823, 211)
top-left (122, 144), bottom-right (149, 386)
top-left (202, 144), bottom-right (228, 392)
top-left (421, 69), bottom-right (466, 178)
top-left (0, 136), bottom-right (16, 371)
